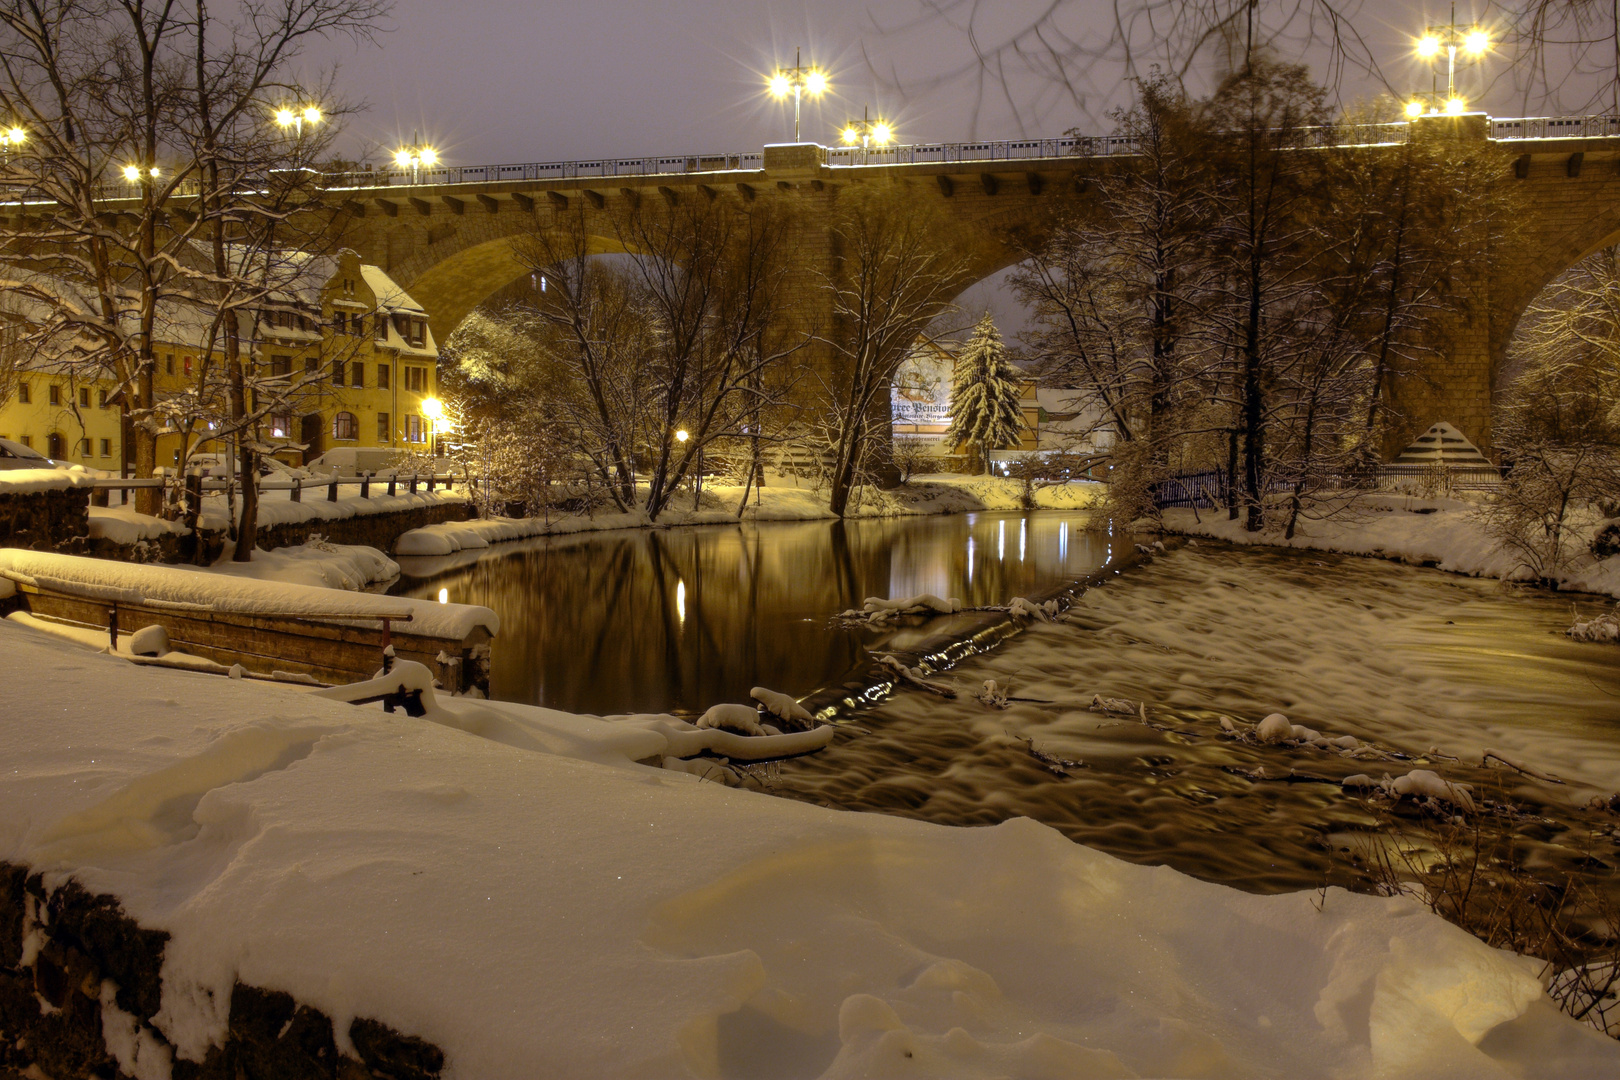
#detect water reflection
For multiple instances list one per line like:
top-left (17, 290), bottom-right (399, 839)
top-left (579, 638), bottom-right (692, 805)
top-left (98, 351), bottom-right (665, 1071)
top-left (391, 510), bottom-right (1108, 716)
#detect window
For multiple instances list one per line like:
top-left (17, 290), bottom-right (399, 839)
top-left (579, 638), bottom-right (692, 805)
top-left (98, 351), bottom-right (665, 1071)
top-left (183, 356), bottom-right (193, 376)
top-left (377, 363), bottom-right (390, 390)
top-left (374, 313), bottom-right (388, 343)
top-left (48, 384), bottom-right (60, 405)
top-left (351, 363), bottom-right (364, 388)
top-left (46, 432), bottom-right (61, 458)
top-left (333, 312), bottom-right (347, 336)
top-left (16, 381), bottom-right (28, 404)
top-left (269, 414), bottom-right (290, 438)
top-left (405, 414), bottom-right (423, 443)
top-left (98, 389), bottom-right (108, 408)
top-left (99, 438), bottom-right (111, 457)
top-left (332, 411), bottom-right (357, 441)
top-left (270, 355), bottom-right (291, 377)
top-left (405, 366), bottom-right (427, 392)
top-left (19, 435), bottom-right (31, 448)
top-left (78, 387), bottom-right (90, 408)
top-left (406, 318), bottom-right (426, 347)
top-left (377, 412), bottom-right (390, 441)
top-left (332, 361), bottom-right (345, 384)
top-left (305, 356), bottom-right (318, 374)
top-left (78, 438), bottom-right (91, 456)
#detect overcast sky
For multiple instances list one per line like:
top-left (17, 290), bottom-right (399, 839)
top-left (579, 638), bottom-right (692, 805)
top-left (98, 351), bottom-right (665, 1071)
top-left (300, 0), bottom-right (1520, 168)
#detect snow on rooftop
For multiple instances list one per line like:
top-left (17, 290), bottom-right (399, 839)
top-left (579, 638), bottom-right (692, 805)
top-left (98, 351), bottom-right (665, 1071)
top-left (1, 620), bottom-right (1616, 1079)
top-left (0, 549), bottom-right (496, 639)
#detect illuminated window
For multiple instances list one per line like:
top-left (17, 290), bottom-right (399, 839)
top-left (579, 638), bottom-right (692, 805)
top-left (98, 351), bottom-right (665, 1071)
top-left (332, 411), bottom-right (358, 440)
top-left (405, 414), bottom-right (423, 443)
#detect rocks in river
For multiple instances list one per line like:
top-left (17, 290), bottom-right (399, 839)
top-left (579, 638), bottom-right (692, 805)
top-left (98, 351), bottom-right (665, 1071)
top-left (1255, 713), bottom-right (1295, 744)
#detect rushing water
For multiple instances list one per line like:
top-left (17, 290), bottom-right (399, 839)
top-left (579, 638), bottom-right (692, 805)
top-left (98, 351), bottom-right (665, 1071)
top-left (393, 516), bottom-right (1620, 898)
top-left (390, 510), bottom-right (1115, 716)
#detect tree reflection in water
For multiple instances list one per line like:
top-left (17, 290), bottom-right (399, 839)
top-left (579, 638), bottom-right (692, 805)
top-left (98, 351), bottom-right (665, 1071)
top-left (391, 511), bottom-right (1110, 716)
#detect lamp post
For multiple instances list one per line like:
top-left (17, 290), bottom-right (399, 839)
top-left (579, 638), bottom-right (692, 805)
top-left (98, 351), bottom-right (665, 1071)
top-left (274, 104), bottom-right (322, 140)
top-left (421, 396), bottom-right (444, 460)
top-left (840, 107), bottom-right (894, 163)
top-left (1409, 4), bottom-right (1490, 116)
top-left (768, 48), bottom-right (828, 143)
top-left (393, 133), bottom-right (438, 184)
top-left (0, 125), bottom-right (24, 165)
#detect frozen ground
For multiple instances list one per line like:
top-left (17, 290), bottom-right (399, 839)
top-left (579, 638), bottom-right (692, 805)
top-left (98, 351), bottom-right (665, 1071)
top-left (1160, 496), bottom-right (1620, 598)
top-left (2, 616), bottom-right (1618, 1079)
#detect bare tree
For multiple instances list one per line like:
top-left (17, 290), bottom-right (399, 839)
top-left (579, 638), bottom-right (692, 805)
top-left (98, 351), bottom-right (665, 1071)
top-left (0, 0), bottom-right (387, 515)
top-left (819, 185), bottom-right (966, 517)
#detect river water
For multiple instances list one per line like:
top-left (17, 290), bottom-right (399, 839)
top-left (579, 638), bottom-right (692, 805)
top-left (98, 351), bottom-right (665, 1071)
top-left (391, 510), bottom-right (1115, 716)
top-left (393, 515), bottom-right (1620, 896)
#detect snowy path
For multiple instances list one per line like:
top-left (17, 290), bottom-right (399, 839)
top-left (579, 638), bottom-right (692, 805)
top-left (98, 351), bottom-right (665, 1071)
top-left (3, 616), bottom-right (1618, 1078)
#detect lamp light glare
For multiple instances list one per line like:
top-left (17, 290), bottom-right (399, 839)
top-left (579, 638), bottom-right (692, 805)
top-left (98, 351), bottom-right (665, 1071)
top-left (421, 396), bottom-right (444, 420)
top-left (303, 106), bottom-right (321, 124)
top-left (1417, 35), bottom-right (1441, 58)
top-left (1405, 100), bottom-right (1426, 118)
top-left (1446, 96), bottom-right (1466, 114)
top-left (122, 164), bottom-right (141, 181)
top-left (842, 126), bottom-right (860, 145)
top-left (393, 149), bottom-right (413, 167)
top-left (419, 147), bottom-right (438, 166)
top-left (5, 126), bottom-right (25, 143)
top-left (804, 70), bottom-right (827, 95)
top-left (872, 122), bottom-right (893, 145)
top-left (769, 73), bottom-right (791, 99)
top-left (275, 108), bottom-right (295, 127)
top-left (1465, 29), bottom-right (1489, 55)
top-left (675, 429), bottom-right (689, 443)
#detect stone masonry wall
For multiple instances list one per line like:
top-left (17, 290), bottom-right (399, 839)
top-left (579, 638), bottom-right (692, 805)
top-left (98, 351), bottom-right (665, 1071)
top-left (0, 487), bottom-right (90, 553)
top-left (0, 862), bottom-right (446, 1080)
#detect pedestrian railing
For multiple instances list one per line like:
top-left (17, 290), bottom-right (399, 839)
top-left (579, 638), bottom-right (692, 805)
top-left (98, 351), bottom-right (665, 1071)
top-left (88, 470), bottom-right (471, 508)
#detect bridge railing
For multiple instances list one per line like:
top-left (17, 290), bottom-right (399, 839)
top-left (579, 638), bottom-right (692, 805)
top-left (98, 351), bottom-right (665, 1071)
top-left (1489, 115), bottom-right (1620, 139)
top-left (320, 152), bottom-right (766, 189)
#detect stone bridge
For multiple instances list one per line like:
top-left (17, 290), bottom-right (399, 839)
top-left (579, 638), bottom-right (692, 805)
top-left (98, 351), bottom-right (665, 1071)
top-left (329, 115), bottom-right (1620, 456)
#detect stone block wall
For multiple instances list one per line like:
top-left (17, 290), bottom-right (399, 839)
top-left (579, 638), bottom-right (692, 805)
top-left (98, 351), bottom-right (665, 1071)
top-left (0, 487), bottom-right (90, 553)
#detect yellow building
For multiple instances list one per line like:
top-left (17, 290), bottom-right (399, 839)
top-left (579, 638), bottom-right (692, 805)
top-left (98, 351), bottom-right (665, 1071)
top-left (1, 248), bottom-right (441, 470)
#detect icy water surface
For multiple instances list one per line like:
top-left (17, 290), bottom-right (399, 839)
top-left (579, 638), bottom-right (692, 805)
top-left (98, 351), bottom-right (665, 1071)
top-left (390, 510), bottom-right (1113, 715)
top-left (771, 544), bottom-right (1620, 895)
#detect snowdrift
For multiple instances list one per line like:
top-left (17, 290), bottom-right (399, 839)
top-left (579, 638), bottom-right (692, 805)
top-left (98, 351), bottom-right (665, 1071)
top-left (1, 620), bottom-right (1615, 1079)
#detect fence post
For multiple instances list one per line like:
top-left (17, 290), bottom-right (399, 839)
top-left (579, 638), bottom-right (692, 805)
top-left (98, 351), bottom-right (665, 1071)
top-left (292, 477), bottom-right (301, 503)
top-left (360, 471), bottom-right (370, 499)
top-left (387, 475), bottom-right (396, 497)
top-left (409, 472), bottom-right (418, 495)
top-left (328, 477), bottom-right (339, 502)
top-left (107, 603), bottom-right (118, 652)
top-left (426, 472), bottom-right (435, 493)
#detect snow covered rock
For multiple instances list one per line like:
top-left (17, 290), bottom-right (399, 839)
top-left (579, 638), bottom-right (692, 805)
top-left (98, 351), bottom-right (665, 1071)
top-left (127, 624), bottom-right (168, 657)
top-left (862, 594), bottom-right (961, 615)
top-left (978, 680), bottom-right (1009, 709)
top-left (696, 703), bottom-right (767, 737)
top-left (1006, 597), bottom-right (1050, 621)
top-left (1390, 769), bottom-right (1477, 812)
top-left (751, 686), bottom-right (814, 727)
top-left (1255, 713), bottom-right (1295, 744)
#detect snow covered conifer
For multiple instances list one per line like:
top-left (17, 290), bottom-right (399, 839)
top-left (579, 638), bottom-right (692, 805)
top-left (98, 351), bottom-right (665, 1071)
top-left (947, 314), bottom-right (1026, 473)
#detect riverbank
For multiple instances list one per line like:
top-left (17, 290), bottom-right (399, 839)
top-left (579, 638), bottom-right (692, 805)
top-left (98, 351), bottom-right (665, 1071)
top-left (1157, 495), bottom-right (1620, 599)
top-left (395, 473), bottom-right (1103, 555)
top-left (3, 615), bottom-right (1616, 1079)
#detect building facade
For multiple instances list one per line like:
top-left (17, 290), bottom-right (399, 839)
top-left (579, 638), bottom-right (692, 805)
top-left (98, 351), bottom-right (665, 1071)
top-left (0, 248), bottom-right (441, 471)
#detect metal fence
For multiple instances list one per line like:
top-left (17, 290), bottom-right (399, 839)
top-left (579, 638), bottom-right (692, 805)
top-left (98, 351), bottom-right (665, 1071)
top-left (90, 470), bottom-right (467, 508)
top-left (1489, 115), bottom-right (1620, 140)
top-left (1153, 464), bottom-right (1504, 509)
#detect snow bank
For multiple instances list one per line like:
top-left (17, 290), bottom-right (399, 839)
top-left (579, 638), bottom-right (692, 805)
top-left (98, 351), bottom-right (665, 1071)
top-left (87, 506), bottom-right (186, 545)
top-left (0, 549), bottom-right (493, 640)
top-left (202, 541), bottom-right (400, 592)
top-left (2, 620), bottom-right (1614, 1079)
top-left (0, 467), bottom-right (96, 493)
top-left (1160, 497), bottom-right (1620, 598)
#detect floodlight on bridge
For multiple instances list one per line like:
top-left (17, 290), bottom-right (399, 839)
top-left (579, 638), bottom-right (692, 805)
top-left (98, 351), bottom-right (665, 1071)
top-left (768, 47), bottom-right (828, 143)
top-left (393, 134), bottom-right (439, 183)
top-left (0, 125), bottom-right (23, 163)
top-left (841, 108), bottom-right (894, 162)
top-left (273, 102), bottom-right (323, 141)
top-left (1414, 5), bottom-right (1492, 108)
top-left (1405, 100), bottom-right (1425, 118)
top-left (121, 164), bottom-right (158, 183)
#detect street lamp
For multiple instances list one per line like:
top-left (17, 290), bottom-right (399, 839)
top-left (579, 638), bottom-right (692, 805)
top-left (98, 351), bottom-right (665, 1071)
top-left (840, 107), bottom-right (894, 163)
top-left (768, 48), bottom-right (828, 143)
top-left (393, 132), bottom-right (439, 184)
top-left (274, 103), bottom-right (322, 140)
top-left (421, 396), bottom-right (444, 459)
top-left (1409, 3), bottom-right (1490, 116)
top-left (121, 164), bottom-right (160, 185)
top-left (0, 125), bottom-right (24, 164)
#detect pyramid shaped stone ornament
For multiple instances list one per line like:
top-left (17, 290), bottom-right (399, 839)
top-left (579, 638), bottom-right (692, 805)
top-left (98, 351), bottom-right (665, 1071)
top-left (1392, 421), bottom-right (1493, 466)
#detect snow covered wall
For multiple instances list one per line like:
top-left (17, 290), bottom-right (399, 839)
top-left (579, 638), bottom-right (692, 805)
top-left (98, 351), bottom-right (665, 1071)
top-left (1, 619), bottom-right (1616, 1079)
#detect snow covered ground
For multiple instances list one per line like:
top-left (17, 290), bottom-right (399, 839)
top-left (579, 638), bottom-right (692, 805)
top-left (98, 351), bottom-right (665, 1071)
top-left (2, 617), bottom-right (1618, 1079)
top-left (1160, 496), bottom-right (1620, 598)
top-left (87, 487), bottom-right (467, 547)
top-left (397, 473), bottom-right (1103, 555)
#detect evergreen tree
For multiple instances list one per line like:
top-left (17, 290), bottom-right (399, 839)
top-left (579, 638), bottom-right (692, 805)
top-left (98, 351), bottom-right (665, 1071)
top-left (947, 315), bottom-right (1026, 473)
